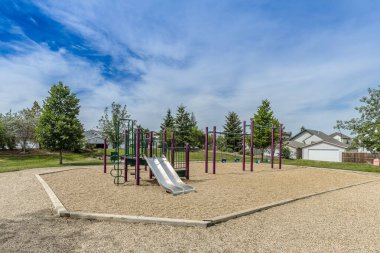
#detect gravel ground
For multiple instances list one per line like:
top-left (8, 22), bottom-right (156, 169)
top-left (1, 165), bottom-right (380, 252)
top-left (42, 163), bottom-right (377, 220)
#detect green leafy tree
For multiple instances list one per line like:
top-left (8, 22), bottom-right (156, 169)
top-left (1, 111), bottom-right (17, 149)
top-left (336, 85), bottom-right (380, 153)
top-left (251, 99), bottom-right (279, 160)
top-left (98, 102), bottom-right (129, 148)
top-left (36, 82), bottom-right (84, 164)
top-left (0, 118), bottom-right (6, 149)
top-left (174, 104), bottom-right (193, 146)
top-left (223, 112), bottom-right (242, 152)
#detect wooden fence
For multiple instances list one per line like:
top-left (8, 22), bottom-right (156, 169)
top-left (342, 152), bottom-right (379, 164)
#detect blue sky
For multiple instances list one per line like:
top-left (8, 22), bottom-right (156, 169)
top-left (1, 0), bottom-right (380, 134)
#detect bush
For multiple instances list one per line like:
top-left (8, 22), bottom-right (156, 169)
top-left (282, 147), bottom-right (291, 159)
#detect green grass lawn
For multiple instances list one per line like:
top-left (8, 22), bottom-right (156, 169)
top-left (1, 149), bottom-right (379, 174)
top-left (282, 159), bottom-right (380, 173)
top-left (0, 152), bottom-right (103, 173)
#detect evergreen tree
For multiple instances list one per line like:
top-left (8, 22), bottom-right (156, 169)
top-left (251, 99), bottom-right (279, 160)
top-left (174, 104), bottom-right (192, 146)
top-left (160, 109), bottom-right (175, 131)
top-left (36, 82), bottom-right (84, 164)
top-left (300, 126), bottom-right (306, 132)
top-left (223, 112), bottom-right (242, 152)
top-left (336, 85), bottom-right (380, 153)
top-left (190, 112), bottom-right (197, 128)
top-left (98, 102), bottom-right (129, 148)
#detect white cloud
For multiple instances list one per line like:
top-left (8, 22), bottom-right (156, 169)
top-left (2, 0), bottom-right (380, 136)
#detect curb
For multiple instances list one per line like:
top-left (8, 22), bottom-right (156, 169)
top-left (206, 179), bottom-right (379, 225)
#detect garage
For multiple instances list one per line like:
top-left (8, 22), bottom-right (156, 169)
top-left (308, 149), bottom-right (340, 162)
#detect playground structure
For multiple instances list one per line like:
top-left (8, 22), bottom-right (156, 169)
top-left (103, 118), bottom-right (193, 195)
top-left (205, 120), bottom-right (283, 174)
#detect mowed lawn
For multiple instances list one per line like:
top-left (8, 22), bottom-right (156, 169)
top-left (0, 152), bottom-right (103, 173)
top-left (0, 149), bottom-right (379, 174)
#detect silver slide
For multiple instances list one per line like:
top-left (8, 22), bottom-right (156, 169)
top-left (158, 156), bottom-right (195, 194)
top-left (144, 155), bottom-right (195, 195)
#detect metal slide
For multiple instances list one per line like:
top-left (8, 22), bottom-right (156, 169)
top-left (158, 156), bottom-right (195, 194)
top-left (144, 155), bottom-right (194, 195)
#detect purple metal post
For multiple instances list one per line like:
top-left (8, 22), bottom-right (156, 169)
top-left (185, 143), bottom-right (190, 180)
top-left (205, 127), bottom-right (208, 173)
top-left (250, 121), bottom-right (254, 172)
top-left (271, 124), bottom-right (275, 169)
top-left (136, 128), bottom-right (140, 185)
top-left (163, 129), bottom-right (167, 156)
top-left (149, 131), bottom-right (153, 178)
top-left (171, 131), bottom-right (175, 166)
top-left (124, 130), bottom-right (127, 182)
top-left (279, 124), bottom-right (283, 169)
top-left (242, 121), bottom-right (246, 171)
top-left (103, 138), bottom-right (107, 174)
top-left (212, 126), bottom-right (216, 174)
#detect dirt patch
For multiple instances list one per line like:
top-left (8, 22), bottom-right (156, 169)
top-left (42, 163), bottom-right (377, 220)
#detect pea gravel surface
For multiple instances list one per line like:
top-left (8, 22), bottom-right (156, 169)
top-left (1, 165), bottom-right (379, 252)
top-left (42, 163), bottom-right (377, 220)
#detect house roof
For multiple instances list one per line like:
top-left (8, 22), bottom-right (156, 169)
top-left (289, 129), bottom-right (350, 149)
top-left (329, 132), bottom-right (351, 139)
top-left (287, 140), bottom-right (306, 148)
top-left (301, 140), bottom-right (349, 149)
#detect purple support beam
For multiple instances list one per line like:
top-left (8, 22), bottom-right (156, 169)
top-left (279, 124), bottom-right (283, 169)
top-left (185, 143), bottom-right (190, 180)
top-left (205, 127), bottom-right (208, 173)
top-left (212, 126), bottom-right (216, 174)
top-left (136, 128), bottom-right (140, 185)
top-left (171, 131), bottom-right (175, 166)
top-left (271, 124), bottom-right (275, 169)
top-left (103, 138), bottom-right (107, 174)
top-left (163, 129), bottom-right (167, 156)
top-left (124, 130), bottom-right (128, 182)
top-left (242, 121), bottom-right (246, 171)
top-left (149, 131), bottom-right (153, 178)
top-left (250, 121), bottom-right (254, 172)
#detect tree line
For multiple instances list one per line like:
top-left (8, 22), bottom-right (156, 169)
top-left (2, 81), bottom-right (378, 165)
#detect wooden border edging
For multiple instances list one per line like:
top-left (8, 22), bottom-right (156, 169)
top-left (35, 172), bottom-right (211, 227)
top-left (36, 168), bottom-right (380, 228)
top-left (206, 179), bottom-right (379, 225)
top-left (35, 174), bottom-right (69, 217)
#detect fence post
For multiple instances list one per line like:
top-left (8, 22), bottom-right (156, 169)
top-left (149, 131), bottom-right (153, 179)
top-left (213, 126), bottom-right (216, 174)
top-left (171, 131), bottom-right (175, 166)
top-left (242, 121), bottom-right (246, 171)
top-left (124, 130), bottom-right (128, 181)
top-left (103, 138), bottom-right (107, 174)
top-left (250, 121), bottom-right (254, 172)
top-left (136, 128), bottom-right (140, 186)
top-left (205, 127), bottom-right (208, 173)
top-left (279, 124), bottom-right (283, 169)
top-left (271, 124), bottom-right (274, 169)
top-left (186, 143), bottom-right (190, 180)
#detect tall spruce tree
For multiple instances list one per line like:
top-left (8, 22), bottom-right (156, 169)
top-left (174, 104), bottom-right (192, 146)
top-left (251, 99), bottom-right (279, 160)
top-left (223, 112), bottom-right (243, 152)
top-left (160, 109), bottom-right (175, 131)
top-left (36, 82), bottom-right (84, 164)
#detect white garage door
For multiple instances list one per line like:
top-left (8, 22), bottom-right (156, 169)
top-left (308, 149), bottom-right (340, 162)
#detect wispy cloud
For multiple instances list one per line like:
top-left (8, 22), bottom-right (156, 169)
top-left (1, 0), bottom-right (380, 135)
